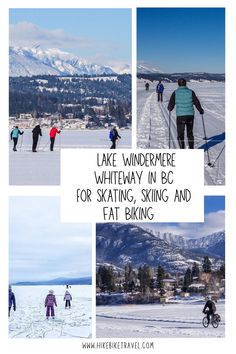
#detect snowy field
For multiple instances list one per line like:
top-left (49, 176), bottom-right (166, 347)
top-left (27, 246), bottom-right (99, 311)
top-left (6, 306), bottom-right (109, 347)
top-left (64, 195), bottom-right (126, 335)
top-left (137, 80), bottom-right (225, 185)
top-left (9, 129), bottom-right (131, 185)
top-left (97, 300), bottom-right (225, 338)
top-left (9, 285), bottom-right (92, 339)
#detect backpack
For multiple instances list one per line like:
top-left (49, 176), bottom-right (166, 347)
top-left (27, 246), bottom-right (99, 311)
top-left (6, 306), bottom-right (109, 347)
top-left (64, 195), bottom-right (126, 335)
top-left (109, 130), bottom-right (114, 140)
top-left (212, 301), bottom-right (216, 312)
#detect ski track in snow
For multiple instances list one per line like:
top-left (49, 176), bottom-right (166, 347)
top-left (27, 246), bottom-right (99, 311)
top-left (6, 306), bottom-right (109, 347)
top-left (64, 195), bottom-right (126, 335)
top-left (9, 129), bottom-right (131, 185)
top-left (96, 301), bottom-right (225, 338)
top-left (137, 81), bottom-right (225, 185)
top-left (9, 285), bottom-right (92, 339)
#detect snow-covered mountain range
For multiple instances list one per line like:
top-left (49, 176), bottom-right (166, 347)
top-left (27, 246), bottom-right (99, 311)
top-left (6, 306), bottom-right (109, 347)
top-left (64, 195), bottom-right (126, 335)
top-left (146, 229), bottom-right (225, 257)
top-left (9, 46), bottom-right (116, 77)
top-left (96, 224), bottom-right (225, 273)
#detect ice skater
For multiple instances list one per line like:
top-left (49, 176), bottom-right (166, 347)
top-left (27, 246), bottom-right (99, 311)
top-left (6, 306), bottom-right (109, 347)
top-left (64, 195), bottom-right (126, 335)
top-left (32, 124), bottom-right (42, 152)
top-left (109, 126), bottom-right (121, 149)
top-left (8, 285), bottom-right (16, 317)
top-left (10, 126), bottom-right (24, 151)
top-left (49, 125), bottom-right (61, 151)
top-left (64, 290), bottom-right (72, 309)
top-left (45, 289), bottom-right (57, 319)
top-left (167, 78), bottom-right (204, 149)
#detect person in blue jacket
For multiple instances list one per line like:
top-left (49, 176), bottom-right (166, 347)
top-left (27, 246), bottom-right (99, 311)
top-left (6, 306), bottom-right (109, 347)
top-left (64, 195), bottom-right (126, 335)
top-left (10, 126), bottom-right (24, 151)
top-left (167, 78), bottom-right (204, 149)
top-left (156, 80), bottom-right (164, 102)
top-left (9, 285), bottom-right (16, 317)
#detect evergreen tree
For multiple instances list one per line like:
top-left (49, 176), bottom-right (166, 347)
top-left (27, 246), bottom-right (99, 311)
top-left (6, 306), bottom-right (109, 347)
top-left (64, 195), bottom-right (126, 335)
top-left (124, 264), bottom-right (136, 292)
top-left (157, 265), bottom-right (165, 291)
top-left (182, 267), bottom-right (192, 292)
top-left (191, 262), bottom-right (200, 279)
top-left (138, 264), bottom-right (151, 294)
top-left (202, 256), bottom-right (212, 273)
top-left (97, 266), bottom-right (116, 292)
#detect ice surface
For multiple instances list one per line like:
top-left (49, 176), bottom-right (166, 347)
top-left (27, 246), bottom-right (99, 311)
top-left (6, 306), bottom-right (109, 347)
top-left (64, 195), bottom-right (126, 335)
top-left (9, 129), bottom-right (131, 185)
top-left (9, 285), bottom-right (92, 339)
top-left (96, 299), bottom-right (225, 338)
top-left (137, 81), bottom-right (225, 185)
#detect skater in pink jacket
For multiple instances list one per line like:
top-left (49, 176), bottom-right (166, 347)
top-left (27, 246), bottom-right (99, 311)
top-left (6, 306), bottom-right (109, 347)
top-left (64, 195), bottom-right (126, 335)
top-left (45, 290), bottom-right (57, 319)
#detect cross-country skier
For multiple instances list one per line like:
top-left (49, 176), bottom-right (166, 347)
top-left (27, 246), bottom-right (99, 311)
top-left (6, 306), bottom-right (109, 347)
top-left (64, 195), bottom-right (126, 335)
top-left (109, 126), bottom-right (121, 149)
top-left (64, 290), bottom-right (72, 309)
top-left (10, 126), bottom-right (24, 151)
top-left (45, 289), bottom-right (57, 319)
top-left (32, 124), bottom-right (42, 152)
top-left (167, 78), bottom-right (204, 149)
top-left (8, 285), bottom-right (16, 317)
top-left (156, 80), bottom-right (164, 102)
top-left (49, 126), bottom-right (61, 151)
top-left (203, 296), bottom-right (216, 324)
top-left (145, 82), bottom-right (150, 91)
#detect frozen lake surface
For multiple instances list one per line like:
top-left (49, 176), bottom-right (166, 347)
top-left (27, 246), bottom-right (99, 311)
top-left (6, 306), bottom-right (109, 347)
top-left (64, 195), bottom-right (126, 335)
top-left (137, 81), bottom-right (225, 185)
top-left (97, 299), bottom-right (225, 338)
top-left (9, 285), bottom-right (92, 338)
top-left (9, 129), bottom-right (131, 185)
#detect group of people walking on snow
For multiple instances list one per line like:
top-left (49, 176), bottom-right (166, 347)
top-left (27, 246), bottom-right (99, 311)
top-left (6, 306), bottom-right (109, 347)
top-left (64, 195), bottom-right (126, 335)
top-left (144, 78), bottom-right (204, 149)
top-left (11, 124), bottom-right (122, 151)
top-left (9, 286), bottom-right (73, 319)
top-left (10, 125), bottom-right (61, 152)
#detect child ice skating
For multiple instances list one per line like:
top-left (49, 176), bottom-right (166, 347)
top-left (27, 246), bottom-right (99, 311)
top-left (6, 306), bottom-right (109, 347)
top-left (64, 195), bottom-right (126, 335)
top-left (45, 289), bottom-right (57, 319)
top-left (64, 290), bottom-right (72, 309)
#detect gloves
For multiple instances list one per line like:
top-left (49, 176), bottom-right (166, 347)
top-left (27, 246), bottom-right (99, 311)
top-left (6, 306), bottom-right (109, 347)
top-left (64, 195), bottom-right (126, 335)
top-left (200, 109), bottom-right (204, 115)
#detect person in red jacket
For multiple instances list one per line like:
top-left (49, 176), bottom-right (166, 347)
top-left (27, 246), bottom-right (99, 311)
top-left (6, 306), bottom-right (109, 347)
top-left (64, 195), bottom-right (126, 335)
top-left (49, 126), bottom-right (61, 151)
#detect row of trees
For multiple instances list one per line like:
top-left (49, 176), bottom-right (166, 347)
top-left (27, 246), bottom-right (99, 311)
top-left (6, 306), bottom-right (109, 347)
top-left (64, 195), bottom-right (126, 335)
top-left (97, 257), bottom-right (225, 296)
top-left (9, 75), bottom-right (131, 128)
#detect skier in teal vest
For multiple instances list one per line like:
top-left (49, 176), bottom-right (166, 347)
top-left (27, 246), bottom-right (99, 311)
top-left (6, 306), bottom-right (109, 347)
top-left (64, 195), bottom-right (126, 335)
top-left (167, 78), bottom-right (204, 149)
top-left (10, 126), bottom-right (24, 151)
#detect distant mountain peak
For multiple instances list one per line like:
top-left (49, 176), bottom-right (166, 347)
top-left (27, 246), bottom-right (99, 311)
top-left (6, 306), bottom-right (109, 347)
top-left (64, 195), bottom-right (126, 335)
top-left (9, 46), bottom-right (116, 77)
top-left (96, 224), bottom-right (225, 274)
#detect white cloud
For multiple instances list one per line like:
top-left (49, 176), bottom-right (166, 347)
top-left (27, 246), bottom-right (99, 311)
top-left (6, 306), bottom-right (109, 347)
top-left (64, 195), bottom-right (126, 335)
top-left (9, 197), bottom-right (92, 283)
top-left (9, 22), bottom-right (95, 50)
top-left (141, 210), bottom-right (225, 238)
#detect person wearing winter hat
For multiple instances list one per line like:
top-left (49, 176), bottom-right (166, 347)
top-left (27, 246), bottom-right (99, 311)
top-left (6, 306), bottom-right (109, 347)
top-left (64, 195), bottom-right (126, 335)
top-left (32, 124), bottom-right (42, 152)
top-left (64, 290), bottom-right (72, 309)
top-left (167, 78), bottom-right (204, 149)
top-left (45, 289), bottom-right (57, 319)
top-left (8, 285), bottom-right (16, 317)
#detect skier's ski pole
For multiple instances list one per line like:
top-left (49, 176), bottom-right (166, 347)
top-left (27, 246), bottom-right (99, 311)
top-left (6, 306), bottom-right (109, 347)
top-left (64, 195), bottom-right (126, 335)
top-left (41, 139), bottom-right (50, 151)
top-left (19, 133), bottom-right (24, 151)
top-left (38, 136), bottom-right (42, 150)
top-left (169, 111), bottom-right (171, 148)
top-left (201, 114), bottom-right (212, 166)
top-left (211, 144), bottom-right (225, 168)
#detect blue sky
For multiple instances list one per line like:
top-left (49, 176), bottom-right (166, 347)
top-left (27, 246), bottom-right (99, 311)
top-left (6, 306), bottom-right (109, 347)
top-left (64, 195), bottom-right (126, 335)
top-left (9, 8), bottom-right (131, 71)
top-left (137, 8), bottom-right (225, 73)
top-left (141, 196), bottom-right (225, 238)
top-left (9, 197), bottom-right (92, 283)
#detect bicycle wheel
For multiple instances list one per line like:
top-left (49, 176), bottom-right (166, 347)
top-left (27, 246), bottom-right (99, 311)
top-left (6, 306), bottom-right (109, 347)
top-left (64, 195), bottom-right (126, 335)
top-left (212, 319), bottom-right (219, 328)
top-left (202, 316), bottom-right (209, 328)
